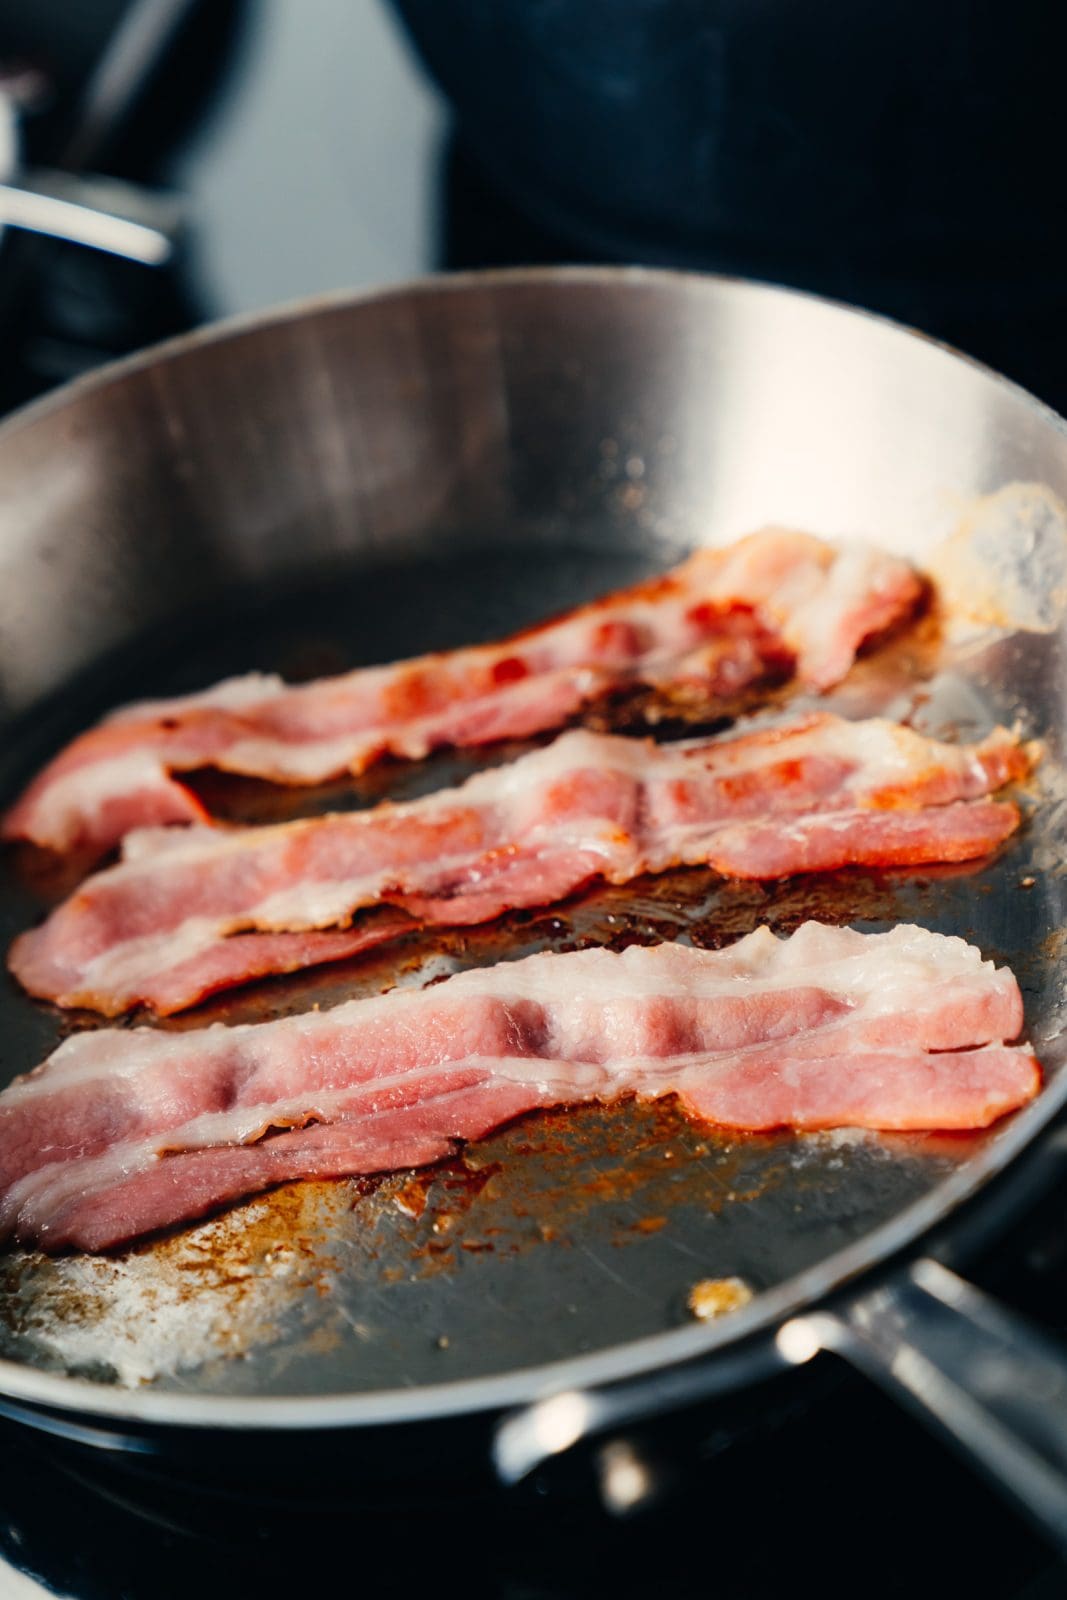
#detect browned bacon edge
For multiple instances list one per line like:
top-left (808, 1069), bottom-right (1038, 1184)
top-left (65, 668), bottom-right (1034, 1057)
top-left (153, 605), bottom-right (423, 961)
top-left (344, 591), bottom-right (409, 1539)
top-left (1, 528), bottom-right (922, 856)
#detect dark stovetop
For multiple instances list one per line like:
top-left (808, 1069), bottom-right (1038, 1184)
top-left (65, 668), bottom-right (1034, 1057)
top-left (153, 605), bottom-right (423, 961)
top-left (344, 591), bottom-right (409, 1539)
top-left (0, 1371), bottom-right (1060, 1600)
top-left (1, 5), bottom-right (1067, 1595)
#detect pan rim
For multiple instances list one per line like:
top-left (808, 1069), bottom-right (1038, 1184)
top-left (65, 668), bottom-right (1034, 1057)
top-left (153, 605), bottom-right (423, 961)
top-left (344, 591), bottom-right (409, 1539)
top-left (0, 262), bottom-right (1064, 454)
top-left (0, 264), bottom-right (1065, 1431)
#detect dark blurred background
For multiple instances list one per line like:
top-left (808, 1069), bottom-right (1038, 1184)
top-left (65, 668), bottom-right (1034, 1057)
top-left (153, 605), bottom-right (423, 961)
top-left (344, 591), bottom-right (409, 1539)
top-left (0, 3), bottom-right (1066, 1595)
top-left (0, 0), bottom-right (1064, 413)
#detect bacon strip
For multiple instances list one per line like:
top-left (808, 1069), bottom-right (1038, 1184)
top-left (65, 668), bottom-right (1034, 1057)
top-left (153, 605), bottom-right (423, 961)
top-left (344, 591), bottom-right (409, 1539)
top-left (10, 714), bottom-right (1028, 1017)
top-left (1, 529), bottom-right (922, 855)
top-left (0, 924), bottom-right (1039, 1252)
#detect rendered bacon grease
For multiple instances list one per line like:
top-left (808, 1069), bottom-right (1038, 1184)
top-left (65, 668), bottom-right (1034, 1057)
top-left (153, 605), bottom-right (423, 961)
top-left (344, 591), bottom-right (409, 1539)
top-left (0, 924), bottom-right (1039, 1253)
top-left (1, 529), bottom-right (922, 856)
top-left (10, 714), bottom-right (1027, 1016)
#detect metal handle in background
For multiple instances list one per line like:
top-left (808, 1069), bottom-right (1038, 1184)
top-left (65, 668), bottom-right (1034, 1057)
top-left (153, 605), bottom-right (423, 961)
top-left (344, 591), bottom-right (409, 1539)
top-left (0, 0), bottom-right (196, 268)
top-left (788, 1259), bottom-right (1067, 1550)
top-left (0, 172), bottom-right (182, 265)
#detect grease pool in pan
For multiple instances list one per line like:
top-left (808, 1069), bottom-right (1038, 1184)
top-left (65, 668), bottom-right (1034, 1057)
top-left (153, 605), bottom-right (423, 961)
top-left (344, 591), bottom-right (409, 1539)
top-left (0, 541), bottom-right (1061, 1396)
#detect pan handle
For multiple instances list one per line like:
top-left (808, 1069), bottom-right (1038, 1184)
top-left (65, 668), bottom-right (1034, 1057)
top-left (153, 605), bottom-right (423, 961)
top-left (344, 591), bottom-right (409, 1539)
top-left (784, 1258), bottom-right (1067, 1549)
top-left (0, 173), bottom-right (181, 265)
top-left (494, 1259), bottom-right (1067, 1546)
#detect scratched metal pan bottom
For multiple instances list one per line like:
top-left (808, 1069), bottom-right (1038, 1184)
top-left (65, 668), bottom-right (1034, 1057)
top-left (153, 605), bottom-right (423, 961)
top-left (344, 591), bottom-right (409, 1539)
top-left (0, 271), bottom-right (1064, 1435)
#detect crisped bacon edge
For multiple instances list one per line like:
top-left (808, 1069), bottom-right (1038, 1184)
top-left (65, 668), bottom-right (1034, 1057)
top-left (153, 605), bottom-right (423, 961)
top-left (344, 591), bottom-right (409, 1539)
top-left (1, 529), bottom-right (922, 855)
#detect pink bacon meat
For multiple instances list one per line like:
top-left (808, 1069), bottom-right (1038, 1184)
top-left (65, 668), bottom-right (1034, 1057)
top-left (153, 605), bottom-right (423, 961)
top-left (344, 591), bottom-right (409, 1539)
top-left (10, 713), bottom-right (1028, 1017)
top-left (1, 528), bottom-right (922, 855)
top-left (0, 923), bottom-right (1040, 1253)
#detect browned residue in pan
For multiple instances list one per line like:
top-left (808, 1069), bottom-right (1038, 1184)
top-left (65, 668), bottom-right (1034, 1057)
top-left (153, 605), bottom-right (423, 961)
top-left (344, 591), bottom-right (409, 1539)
top-left (1039, 924), bottom-right (1067, 966)
top-left (0, 1177), bottom-right (351, 1382)
top-left (0, 596), bottom-right (1015, 1380)
top-left (344, 1096), bottom-right (801, 1289)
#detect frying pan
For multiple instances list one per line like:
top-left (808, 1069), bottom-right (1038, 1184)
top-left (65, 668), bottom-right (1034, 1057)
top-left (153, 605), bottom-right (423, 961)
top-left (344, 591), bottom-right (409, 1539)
top-left (1, 268), bottom-right (1067, 1536)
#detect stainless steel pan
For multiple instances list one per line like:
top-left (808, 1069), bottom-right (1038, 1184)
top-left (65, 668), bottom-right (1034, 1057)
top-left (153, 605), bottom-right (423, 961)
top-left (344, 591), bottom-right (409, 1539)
top-left (1, 268), bottom-right (1067, 1535)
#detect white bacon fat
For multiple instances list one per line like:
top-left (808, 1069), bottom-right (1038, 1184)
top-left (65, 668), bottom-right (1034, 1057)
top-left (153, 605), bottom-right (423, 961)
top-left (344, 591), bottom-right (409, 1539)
top-left (9, 713), bottom-right (1028, 1016)
top-left (0, 923), bottom-right (1039, 1253)
top-left (1, 528), bottom-right (922, 855)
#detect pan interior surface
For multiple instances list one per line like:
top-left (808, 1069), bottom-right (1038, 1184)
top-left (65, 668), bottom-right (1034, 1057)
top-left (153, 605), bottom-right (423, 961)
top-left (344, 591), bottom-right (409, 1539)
top-left (0, 271), bottom-right (1063, 1416)
top-left (0, 531), bottom-right (1065, 1402)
